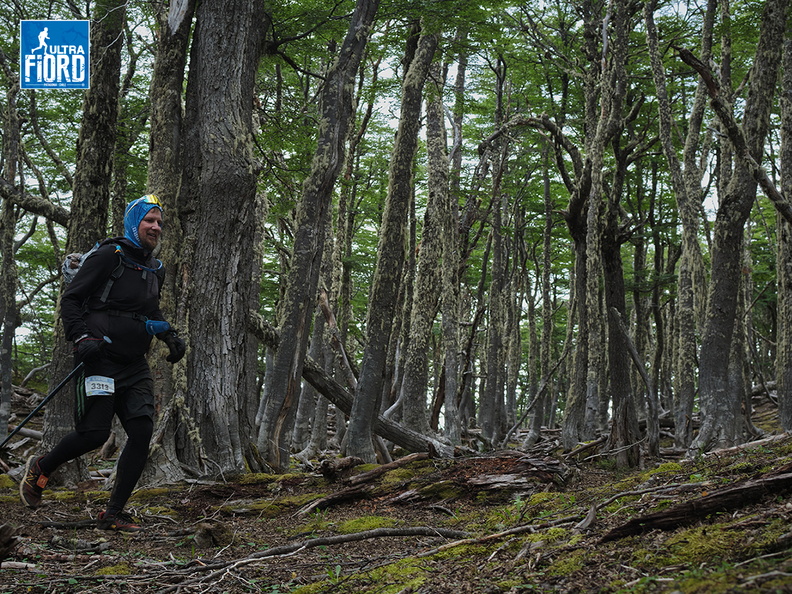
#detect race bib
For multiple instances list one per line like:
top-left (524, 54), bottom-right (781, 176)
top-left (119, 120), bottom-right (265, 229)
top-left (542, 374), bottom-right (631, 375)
top-left (85, 375), bottom-right (115, 397)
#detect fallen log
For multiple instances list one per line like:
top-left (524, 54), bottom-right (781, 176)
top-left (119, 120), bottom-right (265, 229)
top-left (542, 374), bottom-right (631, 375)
top-left (299, 451), bottom-right (570, 515)
top-left (249, 312), bottom-right (455, 458)
top-left (601, 470), bottom-right (792, 542)
top-left (298, 453), bottom-right (431, 515)
top-left (4, 425), bottom-right (42, 441)
top-left (346, 452), bottom-right (429, 486)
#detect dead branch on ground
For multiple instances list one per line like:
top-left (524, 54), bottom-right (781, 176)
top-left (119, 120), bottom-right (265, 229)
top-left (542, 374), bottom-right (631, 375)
top-left (158, 526), bottom-right (469, 593)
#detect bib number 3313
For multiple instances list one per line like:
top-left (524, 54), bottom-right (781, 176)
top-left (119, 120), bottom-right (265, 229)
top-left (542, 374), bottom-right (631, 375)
top-left (85, 375), bottom-right (115, 397)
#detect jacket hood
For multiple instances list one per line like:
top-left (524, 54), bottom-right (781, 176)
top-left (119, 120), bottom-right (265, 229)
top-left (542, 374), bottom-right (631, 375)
top-left (124, 195), bottom-right (163, 248)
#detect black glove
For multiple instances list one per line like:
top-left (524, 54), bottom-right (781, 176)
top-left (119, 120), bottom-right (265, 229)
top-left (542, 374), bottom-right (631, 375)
top-left (75, 334), bottom-right (104, 362)
top-left (162, 330), bottom-right (186, 363)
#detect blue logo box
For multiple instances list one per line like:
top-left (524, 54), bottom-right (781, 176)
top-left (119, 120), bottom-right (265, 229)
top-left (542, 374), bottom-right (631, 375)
top-left (20, 20), bottom-right (90, 89)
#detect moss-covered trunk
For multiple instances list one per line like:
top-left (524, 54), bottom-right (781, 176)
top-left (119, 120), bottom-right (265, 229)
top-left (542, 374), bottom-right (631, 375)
top-left (345, 24), bottom-right (438, 463)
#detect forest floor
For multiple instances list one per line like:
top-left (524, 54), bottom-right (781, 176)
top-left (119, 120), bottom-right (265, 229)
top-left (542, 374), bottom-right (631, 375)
top-left (1, 389), bottom-right (792, 593)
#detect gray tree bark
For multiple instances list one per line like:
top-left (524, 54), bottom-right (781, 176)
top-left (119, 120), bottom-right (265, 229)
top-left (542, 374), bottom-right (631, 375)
top-left (691, 0), bottom-right (788, 455)
top-left (582, 0), bottom-right (637, 460)
top-left (249, 313), bottom-right (454, 458)
top-left (43, 0), bottom-right (127, 485)
top-left (523, 145), bottom-right (555, 449)
top-left (553, 0), bottom-right (601, 451)
top-left (258, 0), bottom-right (380, 471)
top-left (603, 93), bottom-right (644, 466)
top-left (397, 55), bottom-right (447, 437)
top-left (778, 38), bottom-right (792, 432)
top-left (479, 54), bottom-right (509, 447)
top-left (645, 0), bottom-right (712, 449)
top-left (0, 65), bottom-right (21, 449)
top-left (439, 29), bottom-right (466, 445)
top-left (177, 0), bottom-right (266, 474)
top-left (140, 0), bottom-right (195, 487)
top-left (345, 25), bottom-right (438, 462)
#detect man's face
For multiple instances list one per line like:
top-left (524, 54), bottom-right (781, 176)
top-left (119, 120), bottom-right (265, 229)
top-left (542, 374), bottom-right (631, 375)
top-left (138, 208), bottom-right (163, 251)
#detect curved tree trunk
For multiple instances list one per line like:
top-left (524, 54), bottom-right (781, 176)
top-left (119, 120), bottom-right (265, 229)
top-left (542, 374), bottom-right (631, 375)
top-left (258, 0), bottom-right (380, 471)
top-left (177, 0), bottom-right (266, 475)
top-left (345, 26), bottom-right (438, 462)
top-left (691, 0), bottom-right (787, 455)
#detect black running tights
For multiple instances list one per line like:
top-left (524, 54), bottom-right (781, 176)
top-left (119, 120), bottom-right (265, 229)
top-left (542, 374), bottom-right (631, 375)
top-left (38, 415), bottom-right (153, 513)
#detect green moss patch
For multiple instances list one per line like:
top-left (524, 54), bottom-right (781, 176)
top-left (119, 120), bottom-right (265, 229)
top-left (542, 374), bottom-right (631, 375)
top-left (130, 487), bottom-right (174, 500)
top-left (546, 548), bottom-right (590, 576)
top-left (337, 515), bottom-right (399, 534)
top-left (95, 562), bottom-right (133, 575)
top-left (220, 492), bottom-right (323, 517)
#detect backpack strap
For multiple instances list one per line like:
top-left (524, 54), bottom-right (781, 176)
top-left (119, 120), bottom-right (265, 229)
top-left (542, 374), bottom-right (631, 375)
top-left (98, 245), bottom-right (126, 303)
top-left (91, 241), bottom-right (163, 304)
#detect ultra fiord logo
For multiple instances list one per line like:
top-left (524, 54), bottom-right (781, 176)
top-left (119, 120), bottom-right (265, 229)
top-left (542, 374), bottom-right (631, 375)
top-left (20, 20), bottom-right (90, 90)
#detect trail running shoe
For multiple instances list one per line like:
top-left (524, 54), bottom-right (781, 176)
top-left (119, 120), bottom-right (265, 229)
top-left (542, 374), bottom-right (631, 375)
top-left (19, 455), bottom-right (48, 508)
top-left (97, 510), bottom-right (142, 532)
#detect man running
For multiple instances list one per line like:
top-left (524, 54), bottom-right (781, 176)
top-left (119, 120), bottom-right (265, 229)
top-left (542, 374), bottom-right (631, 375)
top-left (19, 195), bottom-right (186, 531)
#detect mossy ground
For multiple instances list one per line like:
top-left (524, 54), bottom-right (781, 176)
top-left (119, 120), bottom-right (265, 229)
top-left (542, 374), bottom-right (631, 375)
top-left (1, 430), bottom-right (791, 593)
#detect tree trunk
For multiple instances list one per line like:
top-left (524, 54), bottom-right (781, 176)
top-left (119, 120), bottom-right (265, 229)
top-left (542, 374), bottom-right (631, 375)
top-left (505, 267), bottom-right (525, 431)
top-left (292, 308), bottom-right (325, 452)
top-left (249, 313), bottom-right (454, 458)
top-left (570, 0), bottom-right (637, 464)
top-left (293, 231), bottom-right (334, 454)
top-left (603, 156), bottom-right (641, 466)
top-left (0, 74), bottom-right (21, 448)
top-left (561, 193), bottom-right (590, 451)
top-left (558, 0), bottom-right (603, 451)
top-left (524, 145), bottom-right (555, 448)
top-left (258, 0), bottom-right (380, 471)
top-left (398, 55), bottom-right (447, 436)
top-left (778, 38), bottom-right (792, 432)
top-left (481, 195), bottom-right (507, 446)
top-left (439, 28), bottom-right (468, 445)
top-left (177, 0), bottom-right (266, 474)
top-left (140, 0), bottom-right (195, 486)
top-left (645, 0), bottom-right (713, 449)
top-left (43, 0), bottom-right (127, 485)
top-left (345, 26), bottom-right (438, 462)
top-left (691, 0), bottom-right (787, 455)
top-left (479, 55), bottom-right (509, 447)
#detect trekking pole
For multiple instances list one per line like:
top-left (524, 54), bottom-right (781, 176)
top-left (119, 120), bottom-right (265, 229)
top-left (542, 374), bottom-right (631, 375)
top-left (0, 361), bottom-right (84, 450)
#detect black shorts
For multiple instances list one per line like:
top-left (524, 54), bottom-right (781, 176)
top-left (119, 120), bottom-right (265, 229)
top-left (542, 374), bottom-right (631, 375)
top-left (74, 356), bottom-right (155, 432)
